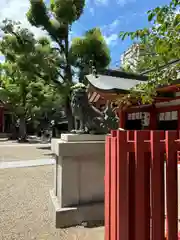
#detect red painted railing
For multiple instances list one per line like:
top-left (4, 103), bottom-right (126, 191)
top-left (105, 130), bottom-right (180, 240)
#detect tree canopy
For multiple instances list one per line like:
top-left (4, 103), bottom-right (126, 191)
top-left (26, 0), bottom-right (111, 129)
top-left (0, 19), bottom-right (62, 140)
top-left (27, 0), bottom-right (86, 85)
top-left (119, 0), bottom-right (180, 103)
top-left (70, 27), bottom-right (111, 83)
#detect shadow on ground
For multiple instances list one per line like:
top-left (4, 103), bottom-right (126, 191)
top-left (0, 139), bottom-right (9, 142)
top-left (37, 146), bottom-right (51, 150)
top-left (80, 220), bottom-right (104, 228)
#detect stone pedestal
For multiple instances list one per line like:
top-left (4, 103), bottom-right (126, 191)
top-left (50, 134), bottom-right (105, 228)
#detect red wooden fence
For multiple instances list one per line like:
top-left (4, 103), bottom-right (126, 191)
top-left (105, 130), bottom-right (180, 240)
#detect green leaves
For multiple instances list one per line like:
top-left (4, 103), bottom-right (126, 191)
top-left (69, 28), bottom-right (111, 82)
top-left (119, 32), bottom-right (129, 41)
top-left (71, 28), bottom-right (111, 67)
top-left (0, 21), bottom-right (62, 119)
top-left (26, 0), bottom-right (49, 28)
top-left (27, 0), bottom-right (87, 91)
top-left (148, 12), bottom-right (156, 21)
top-left (119, 0), bottom-right (180, 102)
top-left (27, 0), bottom-right (86, 30)
top-left (173, 13), bottom-right (180, 27)
top-left (50, 0), bottom-right (85, 24)
top-left (26, 0), bottom-right (109, 122)
top-left (155, 39), bottom-right (168, 54)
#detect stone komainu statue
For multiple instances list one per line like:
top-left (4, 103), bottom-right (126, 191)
top-left (70, 83), bottom-right (119, 134)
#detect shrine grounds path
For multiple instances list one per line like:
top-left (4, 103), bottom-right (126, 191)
top-left (0, 141), bottom-right (52, 162)
top-left (0, 142), bottom-right (104, 240)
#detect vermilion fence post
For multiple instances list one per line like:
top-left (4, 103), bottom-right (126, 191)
top-left (105, 135), bottom-right (111, 240)
top-left (127, 131), bottom-right (135, 240)
top-left (116, 131), bottom-right (131, 240)
top-left (116, 131), bottom-right (120, 240)
top-left (110, 131), bottom-right (117, 240)
top-left (150, 131), bottom-right (165, 240)
top-left (165, 131), bottom-right (178, 240)
top-left (134, 131), bottom-right (151, 240)
top-left (105, 130), bottom-right (179, 240)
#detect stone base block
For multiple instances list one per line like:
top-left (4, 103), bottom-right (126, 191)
top-left (60, 133), bottom-right (106, 142)
top-left (49, 189), bottom-right (104, 228)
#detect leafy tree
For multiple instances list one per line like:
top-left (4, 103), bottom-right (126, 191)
top-left (119, 0), bottom-right (180, 103)
top-left (26, 1), bottom-right (111, 129)
top-left (0, 20), bottom-right (62, 141)
top-left (26, 0), bottom-right (86, 130)
top-left (69, 28), bottom-right (111, 83)
top-left (31, 89), bottom-right (64, 131)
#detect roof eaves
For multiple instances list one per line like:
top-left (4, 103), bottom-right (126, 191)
top-left (98, 69), bottom-right (148, 81)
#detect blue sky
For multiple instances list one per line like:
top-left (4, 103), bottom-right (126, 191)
top-left (0, 0), bottom-right (172, 68)
top-left (71, 0), bottom-right (171, 68)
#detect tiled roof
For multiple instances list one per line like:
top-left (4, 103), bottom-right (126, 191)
top-left (98, 69), bottom-right (148, 81)
top-left (86, 70), bottom-right (146, 93)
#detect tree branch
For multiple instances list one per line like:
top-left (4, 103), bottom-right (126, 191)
top-left (57, 71), bottom-right (65, 81)
top-left (59, 65), bottom-right (66, 70)
top-left (52, 47), bottom-right (62, 54)
top-left (47, 28), bottom-right (65, 53)
top-left (141, 59), bottom-right (180, 75)
top-left (11, 31), bottom-right (32, 46)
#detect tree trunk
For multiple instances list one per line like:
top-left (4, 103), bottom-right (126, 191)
top-left (18, 81), bottom-right (28, 142)
top-left (64, 30), bottom-right (74, 132)
top-left (19, 116), bottom-right (27, 142)
top-left (9, 115), bottom-right (18, 140)
top-left (9, 124), bottom-right (18, 140)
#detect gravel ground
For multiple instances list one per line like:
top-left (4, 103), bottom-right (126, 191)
top-left (0, 145), bottom-right (52, 162)
top-left (0, 165), bottom-right (104, 240)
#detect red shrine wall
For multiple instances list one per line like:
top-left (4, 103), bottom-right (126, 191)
top-left (119, 97), bottom-right (180, 130)
top-left (88, 88), bottom-right (180, 131)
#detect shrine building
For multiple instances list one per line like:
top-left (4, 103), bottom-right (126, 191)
top-left (86, 69), bottom-right (180, 131)
top-left (0, 101), bottom-right (12, 135)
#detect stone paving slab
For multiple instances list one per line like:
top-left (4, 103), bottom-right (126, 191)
top-left (0, 165), bottom-right (104, 240)
top-left (0, 158), bottom-right (55, 169)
